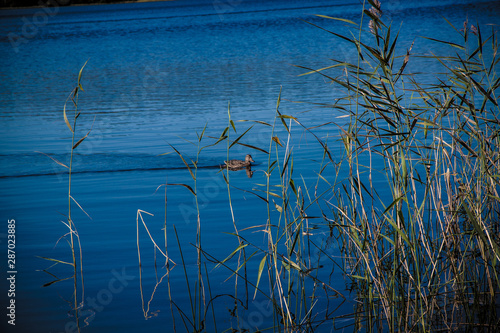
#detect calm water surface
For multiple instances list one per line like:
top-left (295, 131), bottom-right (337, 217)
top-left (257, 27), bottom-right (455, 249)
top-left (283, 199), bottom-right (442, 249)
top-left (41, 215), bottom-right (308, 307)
top-left (1, 0), bottom-right (500, 331)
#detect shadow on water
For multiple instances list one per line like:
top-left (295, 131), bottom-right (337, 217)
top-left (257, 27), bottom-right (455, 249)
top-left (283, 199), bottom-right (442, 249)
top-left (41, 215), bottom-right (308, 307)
top-left (0, 152), bottom-right (234, 178)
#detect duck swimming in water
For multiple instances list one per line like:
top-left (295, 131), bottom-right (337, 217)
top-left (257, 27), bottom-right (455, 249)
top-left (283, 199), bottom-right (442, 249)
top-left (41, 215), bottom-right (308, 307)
top-left (224, 154), bottom-right (255, 169)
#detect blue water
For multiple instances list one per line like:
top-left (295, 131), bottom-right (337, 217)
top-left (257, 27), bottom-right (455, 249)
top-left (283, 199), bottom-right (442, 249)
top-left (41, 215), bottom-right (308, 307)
top-left (1, 0), bottom-right (500, 331)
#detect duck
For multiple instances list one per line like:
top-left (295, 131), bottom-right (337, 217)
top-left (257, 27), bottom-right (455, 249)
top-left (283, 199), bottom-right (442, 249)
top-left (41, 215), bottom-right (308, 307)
top-left (224, 154), bottom-right (255, 169)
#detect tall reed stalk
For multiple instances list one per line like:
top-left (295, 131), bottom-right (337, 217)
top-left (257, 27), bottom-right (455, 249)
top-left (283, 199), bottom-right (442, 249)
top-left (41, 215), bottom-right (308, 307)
top-left (39, 62), bottom-right (93, 332)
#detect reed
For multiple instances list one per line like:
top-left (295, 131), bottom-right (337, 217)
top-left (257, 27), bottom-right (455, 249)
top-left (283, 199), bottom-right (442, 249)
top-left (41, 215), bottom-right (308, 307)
top-left (137, 1), bottom-right (500, 331)
top-left (39, 61), bottom-right (92, 332)
top-left (152, 91), bottom-right (347, 332)
top-left (298, 0), bottom-right (500, 330)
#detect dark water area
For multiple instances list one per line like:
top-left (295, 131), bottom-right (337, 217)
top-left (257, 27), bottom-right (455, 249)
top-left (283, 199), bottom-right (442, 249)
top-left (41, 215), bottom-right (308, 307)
top-left (1, 0), bottom-right (500, 331)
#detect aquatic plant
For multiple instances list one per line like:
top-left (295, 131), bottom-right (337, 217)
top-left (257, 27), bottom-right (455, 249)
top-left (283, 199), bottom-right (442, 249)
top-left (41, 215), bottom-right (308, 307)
top-left (38, 61), bottom-right (92, 333)
top-left (298, 0), bottom-right (500, 330)
top-left (137, 0), bottom-right (500, 331)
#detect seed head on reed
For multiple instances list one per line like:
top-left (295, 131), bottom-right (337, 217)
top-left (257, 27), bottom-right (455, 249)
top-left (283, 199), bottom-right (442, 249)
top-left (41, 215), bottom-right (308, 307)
top-left (368, 0), bottom-right (382, 34)
top-left (369, 0), bottom-right (382, 18)
top-left (369, 20), bottom-right (377, 34)
top-left (471, 24), bottom-right (478, 35)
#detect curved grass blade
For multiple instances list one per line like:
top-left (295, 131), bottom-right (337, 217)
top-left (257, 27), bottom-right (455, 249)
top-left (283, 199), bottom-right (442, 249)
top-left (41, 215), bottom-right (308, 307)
top-left (214, 243), bottom-right (248, 269)
top-left (234, 142), bottom-right (269, 154)
top-left (36, 256), bottom-right (73, 266)
top-left (229, 125), bottom-right (254, 149)
top-left (168, 144), bottom-right (195, 180)
top-left (315, 14), bottom-right (357, 26)
top-left (36, 151), bottom-right (69, 169)
top-left (77, 59), bottom-right (89, 91)
top-left (167, 183), bottom-right (196, 196)
top-left (254, 254), bottom-right (267, 299)
top-left (272, 136), bottom-right (283, 147)
top-left (73, 116), bottom-right (96, 150)
top-left (63, 99), bottom-right (74, 133)
top-left (420, 36), bottom-right (465, 50)
top-left (42, 276), bottom-right (74, 287)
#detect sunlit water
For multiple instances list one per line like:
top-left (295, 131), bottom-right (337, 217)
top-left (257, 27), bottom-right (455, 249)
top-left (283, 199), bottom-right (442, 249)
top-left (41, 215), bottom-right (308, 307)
top-left (1, 0), bottom-right (499, 331)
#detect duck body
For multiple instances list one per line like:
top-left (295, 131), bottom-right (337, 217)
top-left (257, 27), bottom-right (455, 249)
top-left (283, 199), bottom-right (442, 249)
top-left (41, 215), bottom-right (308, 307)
top-left (224, 154), bottom-right (255, 169)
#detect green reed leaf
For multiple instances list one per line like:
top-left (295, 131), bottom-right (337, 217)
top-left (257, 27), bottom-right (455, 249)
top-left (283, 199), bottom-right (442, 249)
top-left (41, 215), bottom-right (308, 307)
top-left (289, 225), bottom-right (301, 257)
top-left (384, 214), bottom-right (411, 245)
top-left (296, 63), bottom-right (350, 76)
top-left (36, 256), bottom-right (73, 266)
top-left (254, 254), bottom-right (267, 298)
top-left (168, 144), bottom-right (195, 180)
top-left (315, 15), bottom-right (357, 26)
top-left (77, 60), bottom-right (89, 90)
top-left (282, 258), bottom-right (301, 272)
top-left (400, 150), bottom-right (407, 187)
top-left (469, 75), bottom-right (498, 106)
top-left (36, 151), bottom-right (69, 169)
top-left (230, 119), bottom-right (236, 133)
top-left (197, 123), bottom-right (208, 142)
top-left (215, 243), bottom-right (248, 269)
top-left (167, 183), bottom-right (196, 196)
top-left (63, 102), bottom-right (73, 133)
top-left (229, 125), bottom-right (253, 149)
top-left (274, 202), bottom-right (283, 213)
top-left (420, 36), bottom-right (465, 50)
top-left (234, 142), bottom-right (269, 154)
top-left (42, 276), bottom-right (74, 288)
top-left (289, 179), bottom-right (297, 196)
top-left (278, 114), bottom-right (297, 121)
top-left (301, 19), bottom-right (356, 45)
top-left (266, 191), bottom-right (282, 199)
top-left (73, 125), bottom-right (93, 150)
top-left (237, 119), bottom-right (272, 126)
top-left (272, 136), bottom-right (283, 147)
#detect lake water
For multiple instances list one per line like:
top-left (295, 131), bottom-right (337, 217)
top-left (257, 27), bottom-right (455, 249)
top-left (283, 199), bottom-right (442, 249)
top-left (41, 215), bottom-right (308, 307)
top-left (1, 0), bottom-right (500, 331)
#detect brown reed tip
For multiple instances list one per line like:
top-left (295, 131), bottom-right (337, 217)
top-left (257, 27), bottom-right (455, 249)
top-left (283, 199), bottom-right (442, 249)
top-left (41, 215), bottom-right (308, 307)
top-left (471, 24), bottom-right (478, 36)
top-left (369, 6), bottom-right (382, 18)
top-left (369, 20), bottom-right (377, 34)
